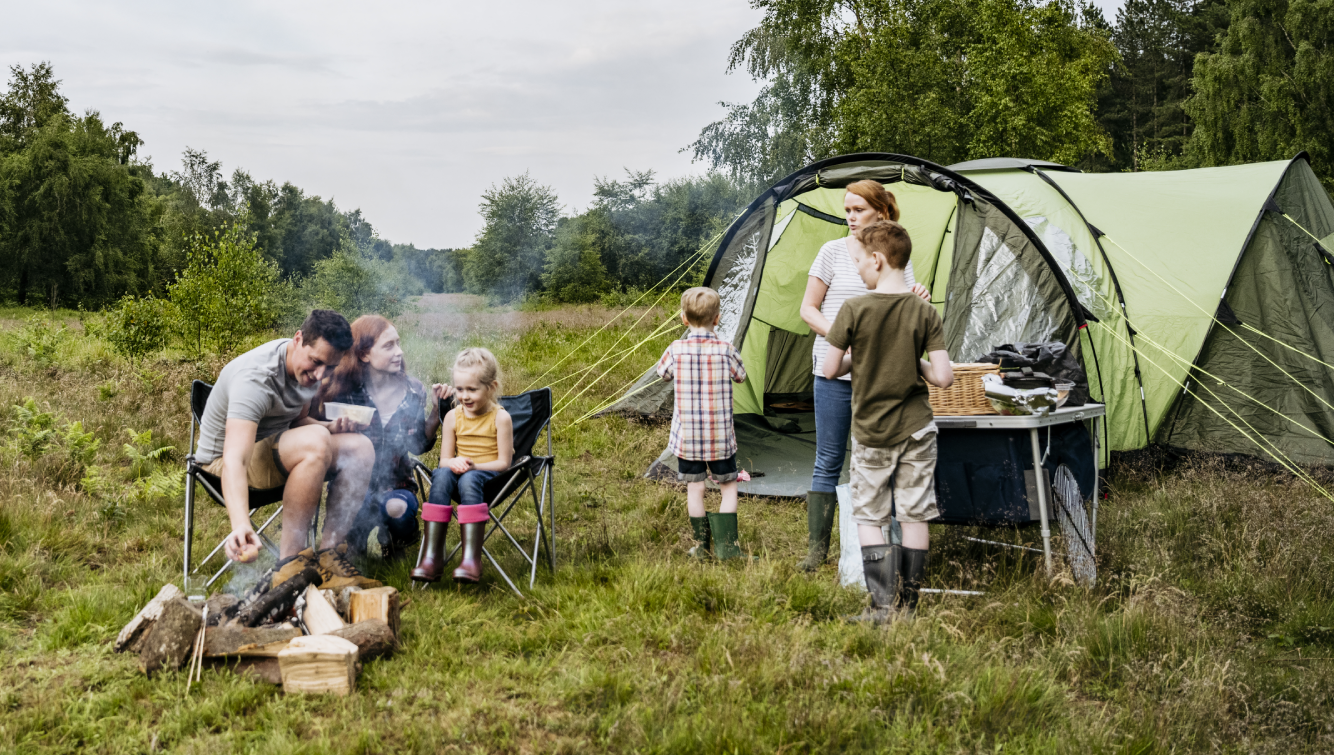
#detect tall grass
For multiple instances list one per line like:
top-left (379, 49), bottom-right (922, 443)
top-left (0, 298), bottom-right (1331, 753)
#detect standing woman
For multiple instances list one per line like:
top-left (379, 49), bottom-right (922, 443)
top-left (795, 180), bottom-right (930, 572)
top-left (315, 315), bottom-right (451, 558)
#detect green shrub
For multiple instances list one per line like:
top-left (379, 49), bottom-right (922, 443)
top-left (103, 295), bottom-right (169, 363)
top-left (167, 220), bottom-right (286, 357)
top-left (301, 243), bottom-right (406, 319)
top-left (14, 316), bottom-right (69, 367)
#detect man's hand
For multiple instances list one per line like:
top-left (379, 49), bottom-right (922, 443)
top-left (445, 456), bottom-right (473, 475)
top-left (225, 526), bottom-right (262, 563)
top-left (911, 283), bottom-right (930, 301)
top-left (327, 416), bottom-right (366, 434)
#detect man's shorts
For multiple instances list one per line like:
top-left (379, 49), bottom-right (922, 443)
top-left (200, 431), bottom-right (288, 491)
top-left (677, 454), bottom-right (738, 484)
top-left (849, 423), bottom-right (939, 526)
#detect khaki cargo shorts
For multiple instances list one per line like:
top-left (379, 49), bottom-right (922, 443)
top-left (849, 423), bottom-right (940, 526)
top-left (200, 431), bottom-right (288, 491)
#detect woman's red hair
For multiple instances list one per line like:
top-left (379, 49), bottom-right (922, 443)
top-left (845, 180), bottom-right (900, 222)
top-left (320, 314), bottom-right (393, 405)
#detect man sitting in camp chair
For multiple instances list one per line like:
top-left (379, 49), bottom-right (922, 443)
top-left (194, 309), bottom-right (382, 591)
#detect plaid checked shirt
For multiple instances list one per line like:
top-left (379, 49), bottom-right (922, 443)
top-left (656, 331), bottom-right (747, 461)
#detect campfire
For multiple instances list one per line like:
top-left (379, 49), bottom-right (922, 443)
top-left (115, 573), bottom-right (403, 695)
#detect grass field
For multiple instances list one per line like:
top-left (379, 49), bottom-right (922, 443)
top-left (2, 296), bottom-right (1333, 753)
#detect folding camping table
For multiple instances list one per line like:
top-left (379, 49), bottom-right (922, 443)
top-left (934, 403), bottom-right (1105, 573)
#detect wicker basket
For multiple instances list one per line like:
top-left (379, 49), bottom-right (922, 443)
top-left (928, 363), bottom-right (1000, 416)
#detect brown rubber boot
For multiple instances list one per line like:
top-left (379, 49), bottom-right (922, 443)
top-left (411, 503), bottom-right (453, 582)
top-left (314, 543), bottom-right (382, 590)
top-left (452, 522), bottom-right (485, 583)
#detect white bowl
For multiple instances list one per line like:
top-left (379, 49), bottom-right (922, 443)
top-left (325, 402), bottom-right (376, 425)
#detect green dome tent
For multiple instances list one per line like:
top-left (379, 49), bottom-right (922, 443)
top-left (953, 155), bottom-right (1334, 467)
top-left (603, 153), bottom-right (1092, 497)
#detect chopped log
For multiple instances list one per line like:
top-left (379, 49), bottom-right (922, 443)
top-left (349, 586), bottom-right (400, 637)
top-left (205, 593), bottom-right (239, 626)
top-left (115, 583), bottom-right (183, 653)
top-left (203, 624), bottom-right (303, 657)
top-left (138, 597), bottom-right (202, 677)
top-left (328, 619), bottom-right (396, 661)
top-left (300, 584), bottom-right (346, 635)
top-left (278, 635), bottom-right (358, 695)
top-left (338, 586), bottom-right (363, 620)
top-left (206, 656), bottom-right (283, 685)
top-left (233, 567), bottom-right (322, 628)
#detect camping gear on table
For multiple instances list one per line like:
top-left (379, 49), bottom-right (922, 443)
top-left (977, 342), bottom-right (1086, 406)
top-left (976, 370), bottom-right (1056, 416)
top-left (927, 363), bottom-right (1000, 416)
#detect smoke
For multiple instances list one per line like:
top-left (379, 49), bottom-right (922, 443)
top-left (221, 549), bottom-right (277, 598)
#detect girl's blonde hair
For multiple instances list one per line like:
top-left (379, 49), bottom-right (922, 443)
top-left (453, 347), bottom-right (502, 409)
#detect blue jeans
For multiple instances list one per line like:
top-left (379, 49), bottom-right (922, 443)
top-left (812, 375), bottom-right (853, 493)
top-left (429, 467), bottom-right (500, 506)
top-left (348, 488), bottom-right (420, 553)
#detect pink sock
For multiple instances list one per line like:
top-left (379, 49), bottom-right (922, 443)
top-left (455, 503), bottom-right (490, 524)
top-left (422, 503), bottom-right (453, 522)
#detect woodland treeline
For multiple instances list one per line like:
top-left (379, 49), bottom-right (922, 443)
top-left (2, 0), bottom-right (1331, 311)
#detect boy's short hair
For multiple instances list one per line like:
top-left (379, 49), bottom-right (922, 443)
top-left (300, 309), bottom-right (353, 352)
top-left (855, 220), bottom-right (912, 270)
top-left (681, 287), bottom-right (721, 327)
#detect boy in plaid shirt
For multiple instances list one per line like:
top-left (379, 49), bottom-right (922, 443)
top-left (656, 287), bottom-right (748, 560)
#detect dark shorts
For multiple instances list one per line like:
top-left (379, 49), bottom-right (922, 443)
top-left (677, 454), bottom-right (738, 484)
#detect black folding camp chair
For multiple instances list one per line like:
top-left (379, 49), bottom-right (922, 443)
top-left (413, 387), bottom-right (556, 596)
top-left (182, 380), bottom-right (287, 588)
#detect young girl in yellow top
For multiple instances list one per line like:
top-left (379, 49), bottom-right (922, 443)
top-left (411, 348), bottom-right (514, 583)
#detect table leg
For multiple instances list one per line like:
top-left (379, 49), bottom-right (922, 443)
top-left (1029, 427), bottom-right (1053, 574)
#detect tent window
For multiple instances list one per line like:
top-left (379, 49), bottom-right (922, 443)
top-left (960, 227), bottom-right (1058, 359)
top-left (1024, 216), bottom-right (1112, 320)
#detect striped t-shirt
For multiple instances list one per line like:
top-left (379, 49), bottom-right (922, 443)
top-left (810, 237), bottom-right (916, 380)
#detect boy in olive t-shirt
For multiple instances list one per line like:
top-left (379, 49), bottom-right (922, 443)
top-left (824, 220), bottom-right (953, 620)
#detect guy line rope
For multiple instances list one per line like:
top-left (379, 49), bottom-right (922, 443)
top-left (523, 232), bottom-right (721, 393)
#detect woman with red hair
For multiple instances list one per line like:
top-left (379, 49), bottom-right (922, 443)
top-left (795, 180), bottom-right (930, 573)
top-left (315, 315), bottom-right (452, 558)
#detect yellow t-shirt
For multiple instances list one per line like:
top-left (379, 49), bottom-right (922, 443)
top-left (454, 407), bottom-right (499, 463)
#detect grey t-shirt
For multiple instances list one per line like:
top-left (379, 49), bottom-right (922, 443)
top-left (195, 339), bottom-right (318, 464)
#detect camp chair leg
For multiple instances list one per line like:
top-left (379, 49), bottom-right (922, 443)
top-left (482, 547), bottom-right (523, 598)
top-left (200, 509), bottom-right (284, 592)
top-left (487, 514), bottom-right (536, 570)
top-left (183, 471), bottom-right (196, 586)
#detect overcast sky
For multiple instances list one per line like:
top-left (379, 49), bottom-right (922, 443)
top-left (4, 0), bottom-right (1127, 249)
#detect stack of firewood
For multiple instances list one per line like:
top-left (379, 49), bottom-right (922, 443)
top-left (115, 577), bottom-right (403, 696)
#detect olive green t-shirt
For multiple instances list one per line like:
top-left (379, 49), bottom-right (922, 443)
top-left (826, 292), bottom-right (947, 448)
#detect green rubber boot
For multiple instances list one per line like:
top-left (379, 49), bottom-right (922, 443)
top-left (900, 547), bottom-right (929, 615)
top-left (687, 516), bottom-right (712, 559)
top-left (796, 490), bottom-right (838, 572)
top-left (846, 544), bottom-right (900, 624)
top-left (707, 512), bottom-right (744, 561)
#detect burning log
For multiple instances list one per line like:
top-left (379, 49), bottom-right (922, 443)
top-left (349, 587), bottom-right (400, 638)
top-left (233, 567), bottom-right (322, 628)
top-left (278, 635), bottom-right (359, 695)
top-left (328, 619), bottom-right (396, 660)
top-left (138, 597), bottom-right (202, 677)
top-left (299, 584), bottom-right (346, 635)
top-left (115, 583), bottom-right (183, 654)
top-left (203, 624), bottom-right (303, 657)
top-left (205, 593), bottom-right (240, 626)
